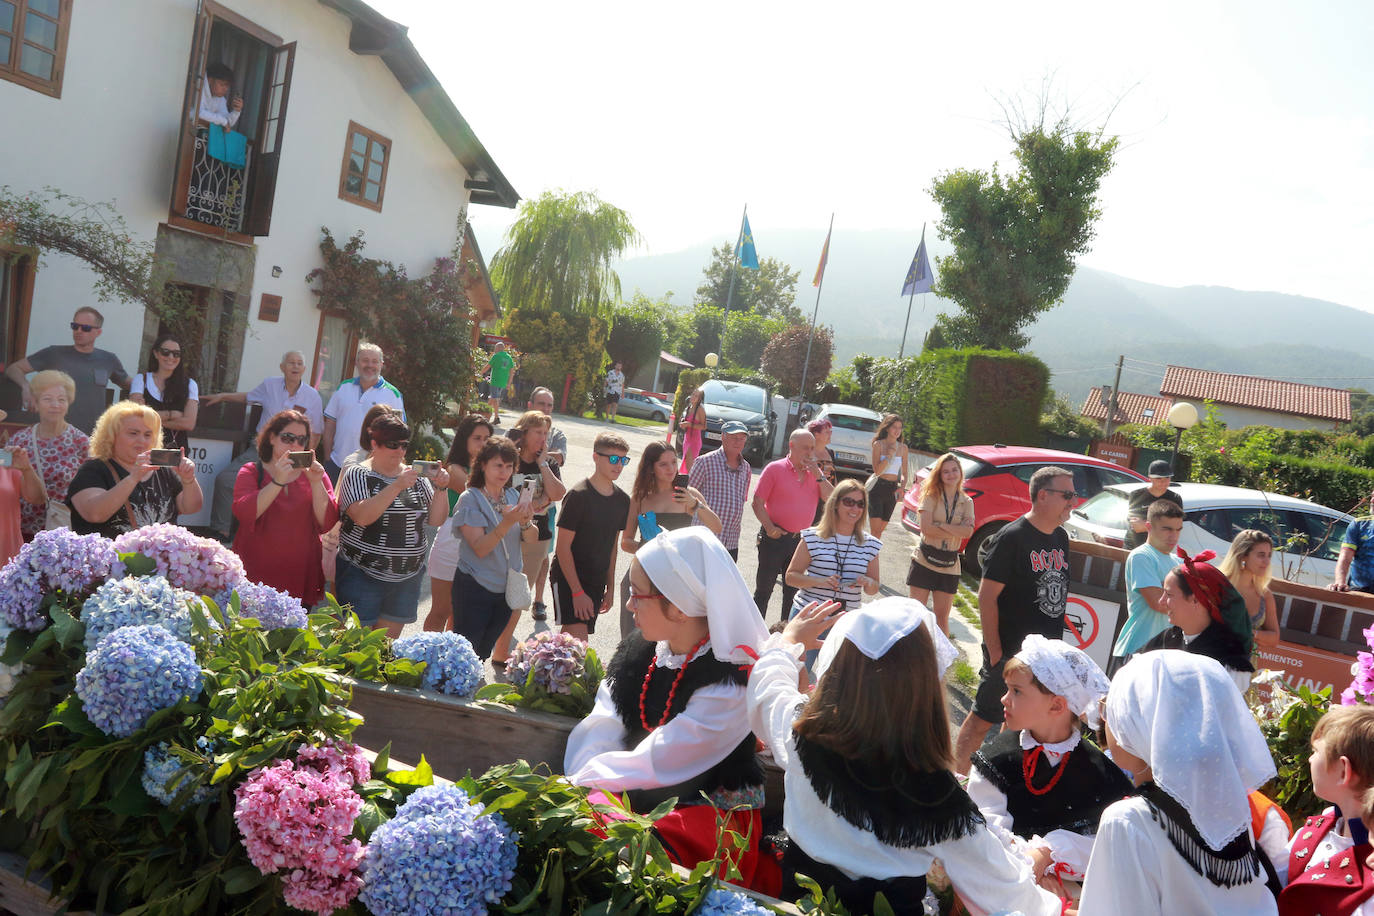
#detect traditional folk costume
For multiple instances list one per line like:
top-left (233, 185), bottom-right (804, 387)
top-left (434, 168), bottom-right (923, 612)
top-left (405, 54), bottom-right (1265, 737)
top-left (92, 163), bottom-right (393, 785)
top-left (1078, 650), bottom-right (1280, 915)
top-left (747, 598), bottom-right (1063, 916)
top-left (1142, 548), bottom-right (1255, 694)
top-left (968, 635), bottom-right (1134, 885)
top-left (1278, 807), bottom-right (1374, 916)
top-left (564, 527), bottom-right (776, 893)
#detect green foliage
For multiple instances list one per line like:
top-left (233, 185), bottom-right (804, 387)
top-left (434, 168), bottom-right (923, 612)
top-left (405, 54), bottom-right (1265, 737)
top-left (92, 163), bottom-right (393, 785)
top-left (722, 311), bottom-right (788, 369)
top-left (673, 368), bottom-right (713, 421)
top-left (930, 116), bottom-right (1118, 350)
top-left (474, 647), bottom-right (606, 719)
top-left (607, 294), bottom-right (670, 381)
top-left (504, 308), bottom-right (610, 419)
top-left (307, 225), bottom-right (475, 436)
top-left (1041, 393), bottom-right (1101, 440)
top-left (696, 243), bottom-right (803, 322)
top-left (490, 190), bottom-right (641, 319)
top-left (761, 325), bottom-right (834, 399)
top-left (671, 304), bottom-right (724, 369)
top-left (712, 366), bottom-right (777, 392)
top-left (1254, 679), bottom-right (1331, 824)
top-left (821, 355), bottom-right (877, 410)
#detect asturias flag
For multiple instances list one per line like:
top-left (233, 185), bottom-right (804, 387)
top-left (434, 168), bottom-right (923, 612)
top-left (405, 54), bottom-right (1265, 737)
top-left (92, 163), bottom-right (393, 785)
top-left (901, 235), bottom-right (933, 296)
top-left (737, 214), bottom-right (759, 270)
top-left (812, 226), bottom-right (831, 288)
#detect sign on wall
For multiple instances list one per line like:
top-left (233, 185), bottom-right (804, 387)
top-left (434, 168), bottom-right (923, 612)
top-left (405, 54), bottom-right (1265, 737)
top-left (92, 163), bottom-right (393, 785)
top-left (176, 437), bottom-right (237, 528)
top-left (1064, 591), bottom-right (1126, 672)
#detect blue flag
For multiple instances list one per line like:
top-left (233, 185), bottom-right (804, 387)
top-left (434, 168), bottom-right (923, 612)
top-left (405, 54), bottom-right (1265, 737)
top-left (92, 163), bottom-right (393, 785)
top-left (737, 214), bottom-right (759, 270)
top-left (901, 236), bottom-right (933, 296)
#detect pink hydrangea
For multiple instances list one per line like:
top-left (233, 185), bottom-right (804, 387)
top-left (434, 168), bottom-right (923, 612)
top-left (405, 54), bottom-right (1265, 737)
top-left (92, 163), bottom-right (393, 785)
top-left (112, 523), bottom-right (245, 596)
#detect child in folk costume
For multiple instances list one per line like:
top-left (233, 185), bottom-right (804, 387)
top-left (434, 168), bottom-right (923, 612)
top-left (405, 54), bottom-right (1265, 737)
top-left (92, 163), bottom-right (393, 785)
top-left (1277, 705), bottom-right (1374, 915)
top-left (563, 526), bottom-right (776, 893)
top-left (748, 597), bottom-right (1064, 916)
top-left (1079, 650), bottom-right (1280, 915)
top-left (967, 635), bottom-right (1134, 891)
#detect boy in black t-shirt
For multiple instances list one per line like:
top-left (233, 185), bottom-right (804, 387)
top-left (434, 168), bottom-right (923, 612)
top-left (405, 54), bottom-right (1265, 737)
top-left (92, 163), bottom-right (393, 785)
top-left (954, 466), bottom-right (1074, 775)
top-left (552, 432), bottom-right (632, 639)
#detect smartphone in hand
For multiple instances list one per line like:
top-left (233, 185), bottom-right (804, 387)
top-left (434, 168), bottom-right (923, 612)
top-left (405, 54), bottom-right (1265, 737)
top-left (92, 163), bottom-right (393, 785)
top-left (288, 451), bottom-right (314, 470)
top-left (411, 460), bottom-right (439, 477)
top-left (149, 449), bottom-right (181, 467)
top-left (0, 449), bottom-right (11, 469)
top-left (673, 473), bottom-right (689, 493)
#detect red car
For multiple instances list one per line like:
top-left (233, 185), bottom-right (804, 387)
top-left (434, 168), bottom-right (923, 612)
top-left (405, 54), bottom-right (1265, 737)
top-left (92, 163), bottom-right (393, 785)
top-left (899, 445), bottom-right (1148, 574)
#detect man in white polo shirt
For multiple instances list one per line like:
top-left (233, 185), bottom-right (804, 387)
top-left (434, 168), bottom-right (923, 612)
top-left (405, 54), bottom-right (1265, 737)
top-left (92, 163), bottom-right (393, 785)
top-left (321, 342), bottom-right (405, 482)
top-left (202, 349), bottom-right (325, 538)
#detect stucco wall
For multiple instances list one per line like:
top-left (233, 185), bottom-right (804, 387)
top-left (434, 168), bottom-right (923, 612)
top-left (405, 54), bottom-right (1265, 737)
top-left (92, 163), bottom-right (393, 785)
top-left (1214, 404), bottom-right (1341, 432)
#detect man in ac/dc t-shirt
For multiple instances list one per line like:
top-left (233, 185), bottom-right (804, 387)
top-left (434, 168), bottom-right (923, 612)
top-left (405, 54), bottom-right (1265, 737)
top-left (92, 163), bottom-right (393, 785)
top-left (954, 465), bottom-right (1075, 774)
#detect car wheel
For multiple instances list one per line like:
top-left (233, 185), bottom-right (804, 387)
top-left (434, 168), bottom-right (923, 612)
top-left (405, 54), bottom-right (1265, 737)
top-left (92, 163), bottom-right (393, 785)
top-left (651, 412), bottom-right (666, 422)
top-left (964, 521), bottom-right (1008, 579)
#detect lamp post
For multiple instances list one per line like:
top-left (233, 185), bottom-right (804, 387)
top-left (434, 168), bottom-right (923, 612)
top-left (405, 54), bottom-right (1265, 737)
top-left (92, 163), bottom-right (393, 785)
top-left (704, 352), bottom-right (719, 369)
top-left (1166, 402), bottom-right (1199, 475)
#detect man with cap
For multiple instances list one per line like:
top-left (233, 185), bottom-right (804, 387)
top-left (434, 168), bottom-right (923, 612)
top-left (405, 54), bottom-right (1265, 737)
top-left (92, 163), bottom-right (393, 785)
top-left (1123, 460), bottom-right (1183, 550)
top-left (688, 420), bottom-right (753, 560)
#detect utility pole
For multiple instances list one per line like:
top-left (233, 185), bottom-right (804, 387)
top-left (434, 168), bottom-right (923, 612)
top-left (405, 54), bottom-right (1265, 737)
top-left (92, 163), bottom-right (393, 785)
top-left (1102, 354), bottom-right (1124, 440)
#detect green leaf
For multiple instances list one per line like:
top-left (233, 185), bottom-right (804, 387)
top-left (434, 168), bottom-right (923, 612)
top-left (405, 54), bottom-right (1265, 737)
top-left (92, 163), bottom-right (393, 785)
top-left (385, 754), bottom-right (434, 787)
top-left (220, 865), bottom-right (266, 895)
top-left (0, 627), bottom-right (37, 665)
top-left (118, 551), bottom-right (158, 577)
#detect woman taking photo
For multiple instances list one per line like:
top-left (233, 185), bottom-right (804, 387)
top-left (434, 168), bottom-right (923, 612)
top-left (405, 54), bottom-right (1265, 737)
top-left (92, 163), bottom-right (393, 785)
top-left (907, 452), bottom-right (975, 634)
top-left (452, 436), bottom-right (534, 661)
top-left (67, 401), bottom-right (203, 537)
top-left (679, 387), bottom-right (707, 472)
top-left (866, 413), bottom-right (908, 540)
top-left (423, 413), bottom-right (493, 632)
top-left (7, 370), bottom-right (88, 541)
top-left (129, 334), bottom-right (198, 450)
top-left (1218, 529), bottom-right (1281, 649)
top-left (617, 441), bottom-right (721, 636)
top-left (335, 414), bottom-right (450, 637)
top-left (232, 409), bottom-right (338, 607)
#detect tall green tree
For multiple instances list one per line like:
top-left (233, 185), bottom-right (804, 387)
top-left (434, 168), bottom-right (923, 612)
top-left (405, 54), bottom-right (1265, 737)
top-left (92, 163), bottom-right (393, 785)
top-left (490, 190), bottom-right (641, 317)
top-left (695, 244), bottom-right (803, 322)
top-left (676, 304), bottom-right (724, 368)
top-left (607, 293), bottom-right (670, 381)
top-left (722, 311), bottom-right (787, 368)
top-left (929, 114), bottom-right (1118, 350)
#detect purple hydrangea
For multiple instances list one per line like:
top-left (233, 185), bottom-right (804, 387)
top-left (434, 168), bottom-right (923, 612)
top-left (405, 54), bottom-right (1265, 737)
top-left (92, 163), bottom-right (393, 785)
top-left (506, 631), bottom-right (588, 695)
top-left (82, 576), bottom-right (205, 650)
top-left (234, 581), bottom-right (309, 631)
top-left (359, 784), bottom-right (518, 916)
top-left (391, 632), bottom-right (483, 697)
top-left (112, 523), bottom-right (245, 596)
top-left (142, 737), bottom-right (217, 807)
top-left (694, 888), bottom-right (775, 916)
top-left (75, 625), bottom-right (204, 737)
top-left (0, 529), bottom-right (117, 631)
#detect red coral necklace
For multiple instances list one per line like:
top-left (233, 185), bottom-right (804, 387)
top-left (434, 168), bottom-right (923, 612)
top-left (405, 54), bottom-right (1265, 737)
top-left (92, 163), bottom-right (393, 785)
top-left (1022, 745), bottom-right (1071, 796)
top-left (639, 636), bottom-right (710, 731)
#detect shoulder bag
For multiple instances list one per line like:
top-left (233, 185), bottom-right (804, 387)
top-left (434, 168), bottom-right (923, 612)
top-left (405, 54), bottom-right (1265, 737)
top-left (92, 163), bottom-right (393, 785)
top-left (476, 491), bottom-right (531, 610)
top-left (102, 459), bottom-right (139, 531)
top-left (27, 427), bottom-right (71, 530)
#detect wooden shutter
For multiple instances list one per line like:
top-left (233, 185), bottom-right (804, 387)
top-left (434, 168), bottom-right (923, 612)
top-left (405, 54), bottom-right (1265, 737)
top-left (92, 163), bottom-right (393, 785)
top-left (169, 1), bottom-right (213, 220)
top-left (243, 41), bottom-right (295, 237)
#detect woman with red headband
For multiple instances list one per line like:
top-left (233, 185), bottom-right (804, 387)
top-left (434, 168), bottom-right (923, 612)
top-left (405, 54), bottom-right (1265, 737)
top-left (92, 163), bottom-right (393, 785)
top-left (1142, 549), bottom-right (1255, 693)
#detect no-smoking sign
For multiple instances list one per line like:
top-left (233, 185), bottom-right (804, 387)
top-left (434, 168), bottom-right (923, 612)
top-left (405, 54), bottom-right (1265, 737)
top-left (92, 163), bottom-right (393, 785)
top-left (1063, 593), bottom-right (1125, 671)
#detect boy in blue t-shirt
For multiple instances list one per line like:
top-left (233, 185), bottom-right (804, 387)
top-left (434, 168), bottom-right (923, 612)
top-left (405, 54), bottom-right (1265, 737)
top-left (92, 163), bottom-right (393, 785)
top-left (1108, 499), bottom-right (1183, 676)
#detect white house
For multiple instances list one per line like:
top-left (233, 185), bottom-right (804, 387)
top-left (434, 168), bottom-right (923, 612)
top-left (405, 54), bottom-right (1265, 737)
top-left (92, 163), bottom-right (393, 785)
top-left (0, 0), bottom-right (515, 420)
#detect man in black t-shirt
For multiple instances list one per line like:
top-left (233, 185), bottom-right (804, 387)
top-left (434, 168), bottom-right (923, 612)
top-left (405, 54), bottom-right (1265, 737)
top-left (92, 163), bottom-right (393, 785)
top-left (552, 432), bottom-right (632, 639)
top-left (1123, 460), bottom-right (1183, 549)
top-left (954, 466), bottom-right (1075, 775)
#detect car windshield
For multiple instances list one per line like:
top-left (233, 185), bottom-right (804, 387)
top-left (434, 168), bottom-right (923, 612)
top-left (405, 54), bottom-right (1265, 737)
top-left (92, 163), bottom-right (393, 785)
top-left (703, 381), bottom-right (765, 413)
top-left (828, 412), bottom-right (878, 433)
top-left (1074, 490), bottom-right (1128, 528)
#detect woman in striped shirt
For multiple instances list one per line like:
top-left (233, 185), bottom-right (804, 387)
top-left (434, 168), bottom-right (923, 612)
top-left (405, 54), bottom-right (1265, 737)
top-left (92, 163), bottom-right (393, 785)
top-left (786, 478), bottom-right (883, 616)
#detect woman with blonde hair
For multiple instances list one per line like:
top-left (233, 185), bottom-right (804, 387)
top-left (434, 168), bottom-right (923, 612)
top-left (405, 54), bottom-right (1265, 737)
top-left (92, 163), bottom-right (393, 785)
top-left (6, 369), bottom-right (88, 540)
top-left (1219, 529), bottom-right (1281, 649)
top-left (867, 413), bottom-right (908, 539)
top-left (66, 401), bottom-right (202, 537)
top-left (907, 452), bottom-right (975, 633)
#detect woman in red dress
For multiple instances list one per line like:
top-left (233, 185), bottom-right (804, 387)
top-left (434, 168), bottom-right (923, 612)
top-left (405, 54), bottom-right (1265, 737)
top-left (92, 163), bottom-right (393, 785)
top-left (232, 409), bottom-right (338, 605)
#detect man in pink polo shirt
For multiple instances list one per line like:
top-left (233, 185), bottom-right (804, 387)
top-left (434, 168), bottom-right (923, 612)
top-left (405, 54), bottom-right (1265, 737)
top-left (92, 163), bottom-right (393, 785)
top-left (751, 428), bottom-right (835, 618)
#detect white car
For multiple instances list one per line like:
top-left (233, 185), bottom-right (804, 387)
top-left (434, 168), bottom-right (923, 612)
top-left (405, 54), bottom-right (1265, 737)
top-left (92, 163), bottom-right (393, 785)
top-left (811, 403), bottom-right (884, 476)
top-left (1065, 481), bottom-right (1353, 587)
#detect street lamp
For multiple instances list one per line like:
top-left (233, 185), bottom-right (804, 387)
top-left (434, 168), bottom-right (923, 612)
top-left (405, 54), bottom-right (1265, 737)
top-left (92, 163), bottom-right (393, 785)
top-left (1166, 402), bottom-right (1199, 474)
top-left (704, 352), bottom-right (719, 369)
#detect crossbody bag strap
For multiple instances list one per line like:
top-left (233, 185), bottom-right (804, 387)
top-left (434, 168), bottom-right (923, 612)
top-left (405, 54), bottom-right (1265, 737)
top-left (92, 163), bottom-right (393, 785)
top-left (103, 459), bottom-right (139, 531)
top-left (28, 426), bottom-right (47, 499)
top-left (476, 489), bottom-right (515, 568)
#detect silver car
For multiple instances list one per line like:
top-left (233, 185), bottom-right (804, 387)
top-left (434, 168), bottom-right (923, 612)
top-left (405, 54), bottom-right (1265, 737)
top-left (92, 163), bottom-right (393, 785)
top-left (616, 390), bottom-right (672, 422)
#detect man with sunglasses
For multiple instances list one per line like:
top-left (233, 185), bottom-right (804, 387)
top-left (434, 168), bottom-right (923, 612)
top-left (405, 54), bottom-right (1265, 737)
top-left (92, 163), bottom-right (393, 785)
top-left (954, 466), bottom-right (1075, 775)
top-left (6, 307), bottom-right (130, 434)
top-left (551, 431), bottom-right (632, 641)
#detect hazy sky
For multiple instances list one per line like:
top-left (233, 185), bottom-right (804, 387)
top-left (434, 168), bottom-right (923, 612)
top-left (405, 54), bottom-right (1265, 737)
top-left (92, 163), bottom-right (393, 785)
top-left (370, 0), bottom-right (1374, 311)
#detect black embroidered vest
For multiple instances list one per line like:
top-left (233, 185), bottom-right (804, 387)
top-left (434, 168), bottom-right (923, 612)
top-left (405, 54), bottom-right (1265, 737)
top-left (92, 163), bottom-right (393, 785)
top-left (605, 636), bottom-right (762, 813)
top-left (970, 730), bottom-right (1135, 839)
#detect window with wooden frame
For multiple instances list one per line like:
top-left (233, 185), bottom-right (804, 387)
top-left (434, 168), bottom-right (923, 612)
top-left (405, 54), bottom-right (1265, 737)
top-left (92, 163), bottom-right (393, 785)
top-left (0, 0), bottom-right (71, 97)
top-left (338, 122), bottom-right (391, 211)
top-left (0, 245), bottom-right (36, 367)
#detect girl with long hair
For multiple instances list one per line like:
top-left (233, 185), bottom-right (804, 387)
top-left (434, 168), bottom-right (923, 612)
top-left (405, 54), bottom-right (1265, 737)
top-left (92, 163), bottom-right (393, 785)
top-left (129, 334), bottom-right (198, 450)
top-left (679, 387), bottom-right (707, 472)
top-left (423, 413), bottom-right (494, 632)
top-left (1218, 529), bottom-right (1281, 649)
top-left (867, 413), bottom-right (908, 539)
top-left (907, 452), bottom-right (975, 633)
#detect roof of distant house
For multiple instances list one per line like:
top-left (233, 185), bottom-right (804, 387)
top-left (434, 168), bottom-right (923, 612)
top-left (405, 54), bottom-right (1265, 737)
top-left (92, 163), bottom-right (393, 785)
top-left (1159, 365), bottom-right (1351, 423)
top-left (1080, 388), bottom-right (1173, 426)
top-left (319, 0), bottom-right (518, 208)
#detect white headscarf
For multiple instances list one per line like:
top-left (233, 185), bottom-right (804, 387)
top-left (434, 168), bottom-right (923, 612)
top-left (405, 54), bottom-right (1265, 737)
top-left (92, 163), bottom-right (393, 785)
top-left (812, 596), bottom-right (959, 681)
top-left (1015, 634), bottom-right (1112, 729)
top-left (636, 527), bottom-right (768, 665)
top-left (1106, 650), bottom-right (1276, 850)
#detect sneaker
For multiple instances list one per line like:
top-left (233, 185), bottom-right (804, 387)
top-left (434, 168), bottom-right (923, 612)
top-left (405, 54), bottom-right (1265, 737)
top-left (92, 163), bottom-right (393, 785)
top-left (532, 601), bottom-right (547, 621)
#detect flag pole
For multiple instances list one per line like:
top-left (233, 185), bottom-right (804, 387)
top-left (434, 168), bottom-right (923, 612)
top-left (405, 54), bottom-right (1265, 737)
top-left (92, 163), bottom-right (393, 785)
top-left (799, 212), bottom-right (834, 400)
top-left (721, 204), bottom-right (747, 354)
top-left (898, 222), bottom-right (925, 360)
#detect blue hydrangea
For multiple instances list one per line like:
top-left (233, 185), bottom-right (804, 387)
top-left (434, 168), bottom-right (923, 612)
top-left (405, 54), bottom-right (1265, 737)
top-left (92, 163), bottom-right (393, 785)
top-left (82, 576), bottom-right (204, 650)
top-left (233, 581), bottom-right (308, 630)
top-left (359, 784), bottom-right (518, 916)
top-left (694, 888), bottom-right (776, 916)
top-left (0, 529), bottom-right (116, 631)
top-left (391, 632), bottom-right (483, 697)
top-left (75, 625), bottom-right (205, 738)
top-left (142, 737), bottom-right (216, 807)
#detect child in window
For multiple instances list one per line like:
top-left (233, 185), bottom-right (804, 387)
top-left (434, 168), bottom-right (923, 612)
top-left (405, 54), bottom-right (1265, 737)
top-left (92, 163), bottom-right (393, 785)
top-left (748, 597), bottom-right (1064, 916)
top-left (967, 635), bottom-right (1134, 894)
top-left (199, 62), bottom-right (242, 129)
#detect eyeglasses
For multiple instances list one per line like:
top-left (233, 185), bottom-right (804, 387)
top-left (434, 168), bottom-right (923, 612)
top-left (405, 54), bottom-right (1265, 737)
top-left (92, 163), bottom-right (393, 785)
top-left (277, 431), bottom-right (309, 446)
top-left (70, 322), bottom-right (99, 332)
top-left (838, 496), bottom-right (866, 509)
top-left (1043, 488), bottom-right (1078, 500)
top-left (628, 588), bottom-right (664, 606)
top-left (596, 452), bottom-right (631, 466)
top-left (156, 347), bottom-right (182, 358)
top-left (377, 440), bottom-right (409, 450)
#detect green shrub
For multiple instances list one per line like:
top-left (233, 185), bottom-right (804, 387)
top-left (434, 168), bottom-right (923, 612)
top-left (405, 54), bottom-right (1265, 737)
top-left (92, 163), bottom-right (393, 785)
top-left (673, 368), bottom-right (712, 421)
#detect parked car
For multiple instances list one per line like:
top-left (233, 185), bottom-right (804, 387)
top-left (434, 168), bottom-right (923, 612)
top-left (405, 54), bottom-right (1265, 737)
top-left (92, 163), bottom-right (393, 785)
top-left (676, 379), bottom-right (776, 466)
top-left (899, 445), bottom-right (1148, 575)
top-left (810, 404), bottom-right (884, 476)
top-left (617, 389), bottom-right (672, 422)
top-left (1065, 481), bottom-right (1352, 587)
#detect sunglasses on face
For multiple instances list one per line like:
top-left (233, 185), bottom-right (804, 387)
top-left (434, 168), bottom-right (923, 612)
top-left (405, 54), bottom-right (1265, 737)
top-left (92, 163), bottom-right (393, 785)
top-left (157, 347), bottom-right (182, 358)
top-left (277, 431), bottom-right (309, 446)
top-left (70, 322), bottom-right (99, 332)
top-left (839, 496), bottom-right (866, 509)
top-left (1044, 488), bottom-right (1077, 500)
top-left (378, 440), bottom-right (409, 450)
top-left (596, 452), bottom-right (631, 466)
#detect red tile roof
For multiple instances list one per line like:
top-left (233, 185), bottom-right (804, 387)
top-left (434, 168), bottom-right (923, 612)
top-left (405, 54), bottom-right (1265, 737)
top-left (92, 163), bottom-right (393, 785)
top-left (1159, 365), bottom-right (1351, 423)
top-left (1080, 388), bottom-right (1172, 426)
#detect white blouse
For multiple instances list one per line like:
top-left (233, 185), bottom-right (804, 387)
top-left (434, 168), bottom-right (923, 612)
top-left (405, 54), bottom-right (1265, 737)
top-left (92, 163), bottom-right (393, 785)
top-left (131, 373), bottom-right (199, 405)
top-left (747, 646), bottom-right (1061, 916)
top-left (564, 639), bottom-right (753, 792)
top-left (1078, 796), bottom-right (1278, 915)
